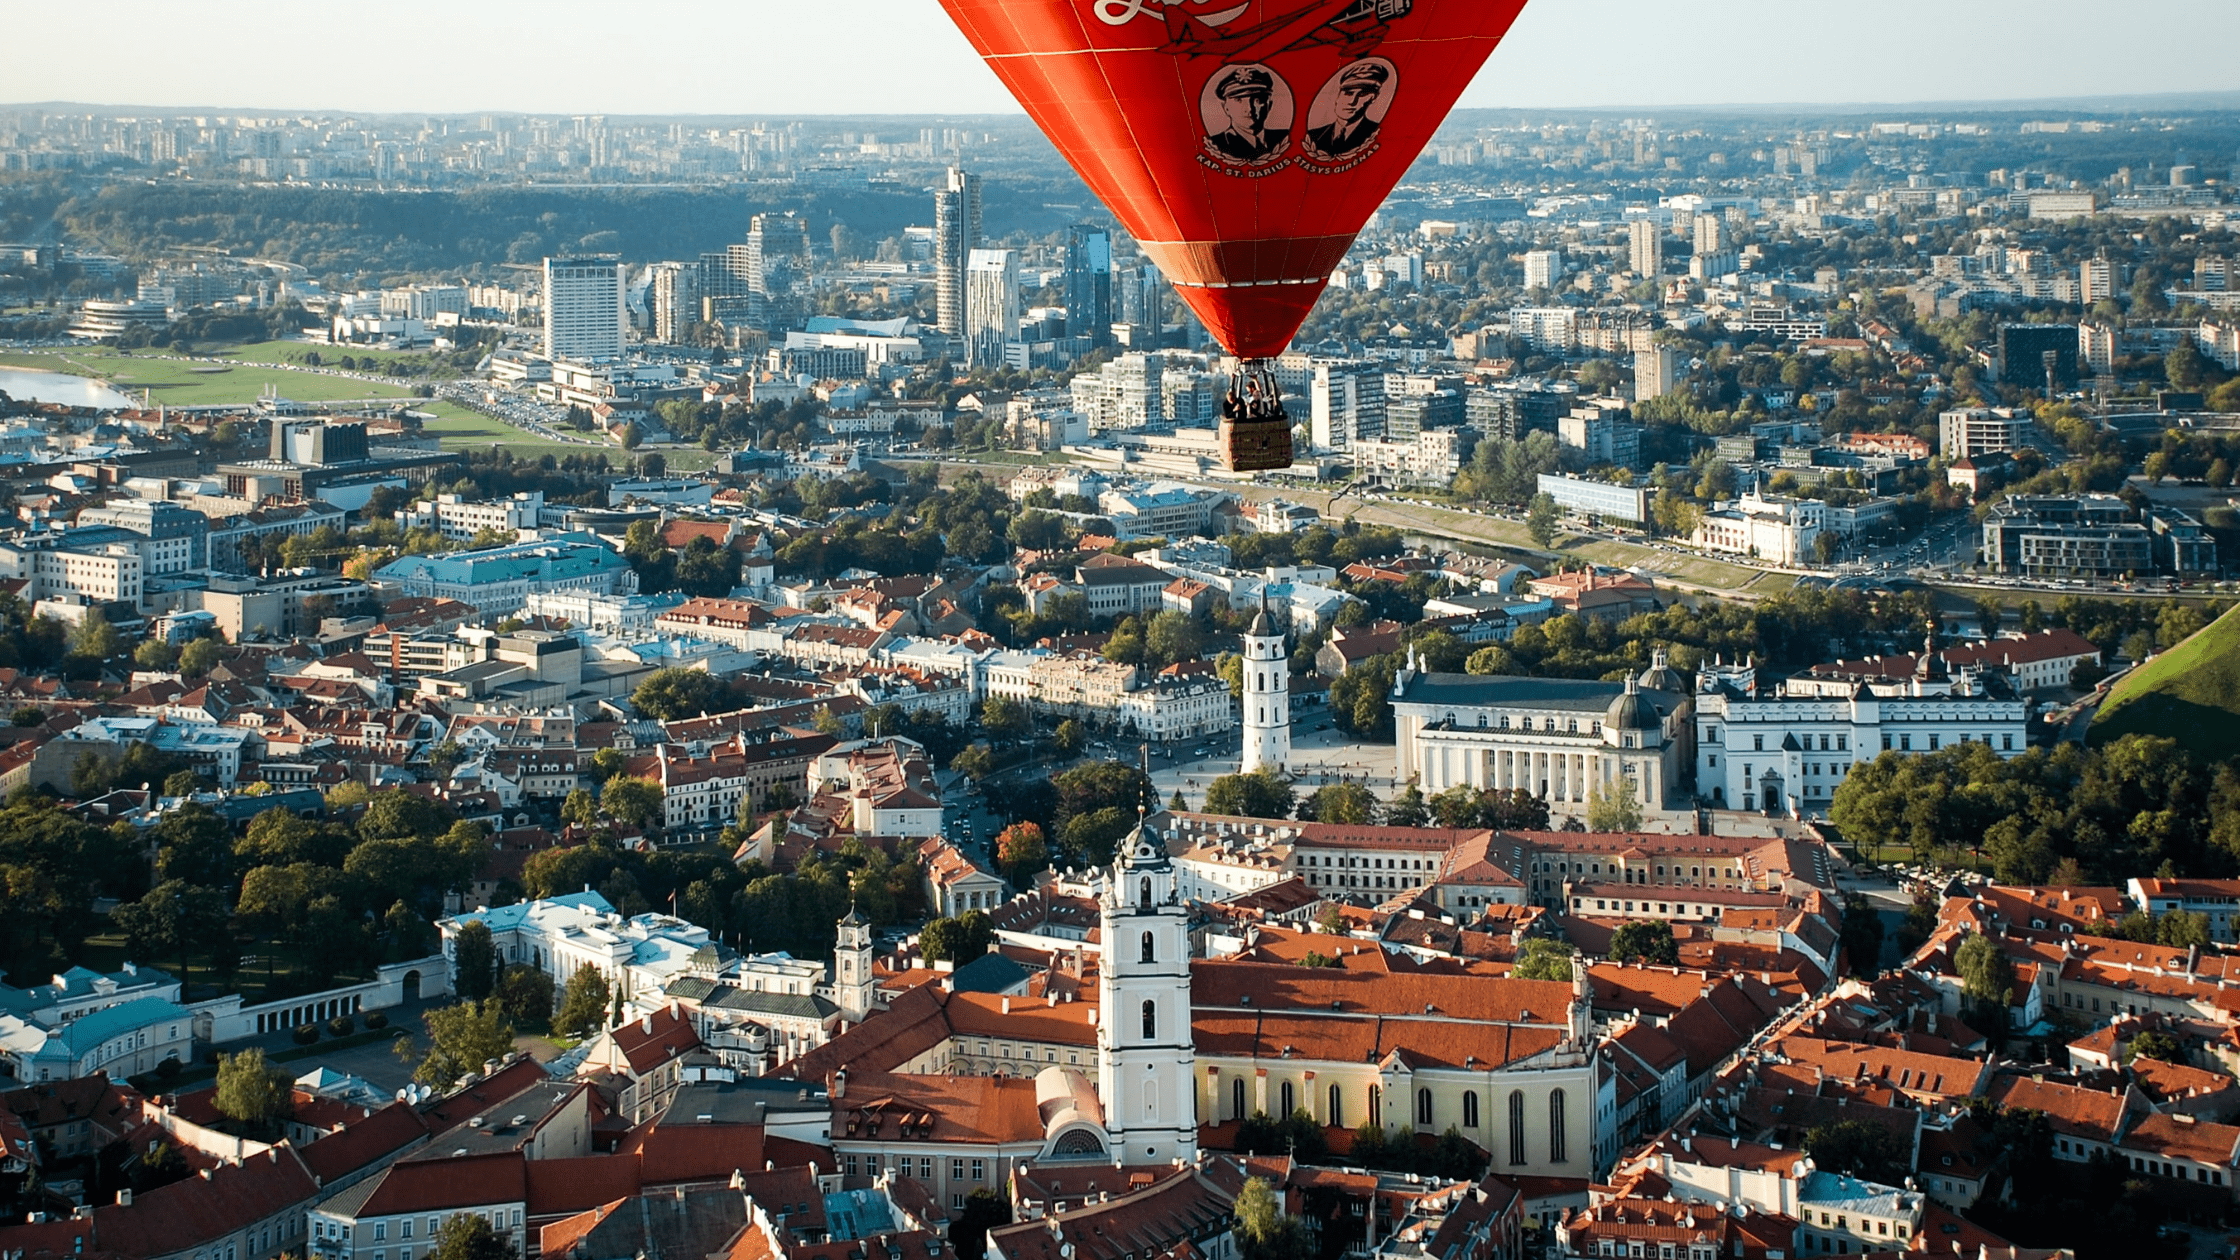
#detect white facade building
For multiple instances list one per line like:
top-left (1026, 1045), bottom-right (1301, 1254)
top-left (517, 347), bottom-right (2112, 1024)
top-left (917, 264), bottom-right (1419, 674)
top-left (543, 256), bottom-right (627, 361)
top-left (1692, 493), bottom-right (1824, 566)
top-left (965, 248), bottom-right (1021, 369)
top-left (1693, 668), bottom-right (2027, 816)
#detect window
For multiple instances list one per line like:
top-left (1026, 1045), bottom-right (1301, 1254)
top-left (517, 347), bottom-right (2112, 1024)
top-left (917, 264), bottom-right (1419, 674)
top-left (1141, 931), bottom-right (1155, 963)
top-left (1233, 1077), bottom-right (1247, 1121)
top-left (1281, 1082), bottom-right (1294, 1115)
top-left (1463, 1091), bottom-right (1480, 1128)
top-left (953, 1159), bottom-right (967, 1180)
top-left (401, 1223), bottom-right (413, 1241)
top-left (1329, 1084), bottom-right (1343, 1127)
top-left (1882, 733), bottom-right (1892, 750)
top-left (1141, 1000), bottom-right (1157, 1039)
top-left (375, 1225), bottom-right (387, 1242)
top-left (1417, 1088), bottom-right (1433, 1126)
top-left (1928, 735), bottom-right (1939, 751)
top-left (1507, 1090), bottom-right (1527, 1165)
top-left (2003, 734), bottom-right (2014, 750)
top-left (1369, 1085), bottom-right (1381, 1126)
top-left (1753, 734), bottom-right (1764, 751)
top-left (1139, 877), bottom-right (1151, 907)
top-left (972, 1160), bottom-right (985, 1181)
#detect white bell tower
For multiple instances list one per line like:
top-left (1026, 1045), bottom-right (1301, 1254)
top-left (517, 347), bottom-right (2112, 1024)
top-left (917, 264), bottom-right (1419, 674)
top-left (834, 906), bottom-right (877, 1023)
top-left (1097, 816), bottom-right (1198, 1164)
top-left (1240, 593), bottom-right (1289, 776)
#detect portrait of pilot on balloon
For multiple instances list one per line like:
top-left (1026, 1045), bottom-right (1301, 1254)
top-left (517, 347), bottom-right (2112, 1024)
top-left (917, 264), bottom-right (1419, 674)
top-left (1301, 57), bottom-right (1398, 164)
top-left (1199, 63), bottom-right (1294, 167)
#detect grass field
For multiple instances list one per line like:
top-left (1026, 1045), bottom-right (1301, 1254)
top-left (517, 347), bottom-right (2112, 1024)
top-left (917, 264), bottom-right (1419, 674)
top-left (418, 404), bottom-right (610, 462)
top-left (2090, 603), bottom-right (2240, 760)
top-left (0, 345), bottom-right (415, 407)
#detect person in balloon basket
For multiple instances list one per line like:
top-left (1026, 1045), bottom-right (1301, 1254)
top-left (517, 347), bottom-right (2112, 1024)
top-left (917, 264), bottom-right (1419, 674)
top-left (1207, 66), bottom-right (1288, 163)
top-left (1307, 61), bottom-right (1388, 159)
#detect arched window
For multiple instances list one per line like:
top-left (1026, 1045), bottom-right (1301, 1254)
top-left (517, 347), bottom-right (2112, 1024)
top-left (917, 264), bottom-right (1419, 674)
top-left (1463, 1091), bottom-right (1480, 1129)
top-left (1328, 1084), bottom-right (1343, 1128)
top-left (1281, 1082), bottom-right (1294, 1116)
top-left (1549, 1090), bottom-right (1568, 1163)
top-left (1140, 931), bottom-right (1155, 964)
top-left (1139, 877), bottom-right (1152, 908)
top-left (1368, 1085), bottom-right (1381, 1127)
top-left (1141, 1000), bottom-right (1156, 1039)
top-left (1232, 1077), bottom-right (1246, 1121)
top-left (1507, 1090), bottom-right (1527, 1166)
top-left (1416, 1088), bottom-right (1433, 1126)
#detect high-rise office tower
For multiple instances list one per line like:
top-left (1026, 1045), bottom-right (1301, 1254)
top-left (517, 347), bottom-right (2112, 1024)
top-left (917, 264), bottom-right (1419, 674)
top-left (965, 248), bottom-right (1020, 369)
top-left (1064, 224), bottom-right (1113, 346)
top-left (1628, 218), bottom-right (1662, 278)
top-left (933, 167), bottom-right (982, 335)
top-left (542, 257), bottom-right (626, 361)
top-left (1693, 213), bottom-right (1725, 255)
top-left (647, 262), bottom-right (700, 344)
top-left (746, 212), bottom-right (809, 297)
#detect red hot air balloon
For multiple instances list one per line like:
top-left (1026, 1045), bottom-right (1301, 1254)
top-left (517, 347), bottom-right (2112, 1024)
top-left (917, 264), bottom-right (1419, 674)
top-left (937, 0), bottom-right (1531, 470)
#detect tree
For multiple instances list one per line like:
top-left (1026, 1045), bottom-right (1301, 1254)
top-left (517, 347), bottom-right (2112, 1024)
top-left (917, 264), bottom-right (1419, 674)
top-left (1586, 783), bottom-right (1643, 832)
top-left (2128, 1030), bottom-right (2185, 1064)
top-left (1052, 719), bottom-right (1086, 758)
top-left (384, 900), bottom-right (438, 961)
top-left (1205, 770), bottom-right (1295, 819)
top-left (213, 1048), bottom-right (291, 1135)
top-left (632, 667), bottom-right (721, 721)
top-left (554, 963), bottom-right (611, 1039)
top-left (416, 1000), bottom-right (517, 1086)
top-left (357, 791), bottom-right (454, 841)
top-left (1144, 610), bottom-right (1207, 670)
top-left (1512, 937), bottom-right (1576, 981)
top-left (1840, 892), bottom-right (1886, 980)
top-left (951, 744), bottom-right (995, 781)
top-left (179, 637), bottom-right (221, 677)
top-left (1297, 782), bottom-right (1376, 824)
top-left (1805, 1118), bottom-right (1909, 1185)
top-left (920, 910), bottom-right (993, 963)
top-left (954, 1189), bottom-right (1013, 1260)
top-left (1609, 919), bottom-right (1679, 966)
top-left (429, 1209), bottom-right (518, 1260)
top-left (110, 881), bottom-right (231, 997)
top-left (1526, 493), bottom-right (1560, 548)
top-left (1233, 1177), bottom-right (1312, 1260)
top-left (1329, 654), bottom-right (1397, 740)
top-left (602, 777), bottom-right (665, 830)
top-left (996, 822), bottom-right (1048, 884)
top-left (70, 616), bottom-right (124, 661)
top-left (980, 696), bottom-right (1030, 742)
top-left (133, 638), bottom-right (180, 671)
top-left (452, 920), bottom-right (497, 1002)
top-left (494, 964), bottom-right (556, 1026)
top-left (1384, 781), bottom-right (1429, 828)
top-left (560, 788), bottom-right (598, 829)
top-left (1956, 932), bottom-right (2015, 1039)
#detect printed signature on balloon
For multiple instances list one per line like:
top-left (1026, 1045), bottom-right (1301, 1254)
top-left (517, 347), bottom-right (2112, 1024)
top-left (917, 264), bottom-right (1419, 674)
top-left (1093, 0), bottom-right (1250, 28)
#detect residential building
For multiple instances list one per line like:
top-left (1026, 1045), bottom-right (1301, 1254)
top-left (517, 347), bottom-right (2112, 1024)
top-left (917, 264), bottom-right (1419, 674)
top-left (73, 499), bottom-right (210, 572)
top-left (1628, 219), bottom-right (1662, 277)
top-left (1353, 429), bottom-right (1472, 487)
top-left (1997, 323), bottom-right (2079, 391)
top-left (1939, 407), bottom-right (2034, 460)
top-left (1311, 360), bottom-right (1386, 452)
top-left (965, 248), bottom-right (1020, 369)
top-left (933, 167), bottom-right (982, 336)
top-left (394, 492), bottom-right (544, 543)
top-left (544, 256), bottom-right (627, 361)
top-left (1522, 250), bottom-right (1562, 290)
top-left (1556, 402), bottom-right (1640, 469)
top-left (1980, 494), bottom-right (2156, 578)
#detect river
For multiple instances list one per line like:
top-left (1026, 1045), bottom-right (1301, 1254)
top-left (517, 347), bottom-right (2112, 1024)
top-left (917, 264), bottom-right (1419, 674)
top-left (0, 365), bottom-right (142, 410)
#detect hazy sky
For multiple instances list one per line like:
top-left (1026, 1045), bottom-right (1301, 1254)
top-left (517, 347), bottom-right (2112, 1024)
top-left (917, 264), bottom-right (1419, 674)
top-left (6, 0), bottom-right (2238, 116)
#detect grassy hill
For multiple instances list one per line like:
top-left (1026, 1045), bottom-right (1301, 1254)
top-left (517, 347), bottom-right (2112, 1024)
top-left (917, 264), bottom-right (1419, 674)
top-left (2090, 604), bottom-right (2240, 761)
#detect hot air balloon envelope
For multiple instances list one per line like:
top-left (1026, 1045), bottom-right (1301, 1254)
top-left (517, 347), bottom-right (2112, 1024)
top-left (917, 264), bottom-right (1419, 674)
top-left (937, 0), bottom-right (1530, 360)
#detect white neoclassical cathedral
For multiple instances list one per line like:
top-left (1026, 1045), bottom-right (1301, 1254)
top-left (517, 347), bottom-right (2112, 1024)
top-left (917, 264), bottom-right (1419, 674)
top-left (1097, 818), bottom-right (1199, 1164)
top-left (1239, 596), bottom-right (1289, 776)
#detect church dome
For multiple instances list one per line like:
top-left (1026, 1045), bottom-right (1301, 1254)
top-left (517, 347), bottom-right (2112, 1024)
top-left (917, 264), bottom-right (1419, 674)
top-left (1636, 646), bottom-right (1685, 694)
top-left (1607, 676), bottom-right (1659, 731)
top-left (1246, 605), bottom-right (1278, 638)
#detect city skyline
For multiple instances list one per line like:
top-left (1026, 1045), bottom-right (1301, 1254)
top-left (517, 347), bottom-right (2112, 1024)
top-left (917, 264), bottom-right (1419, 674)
top-left (4, 0), bottom-right (2238, 117)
